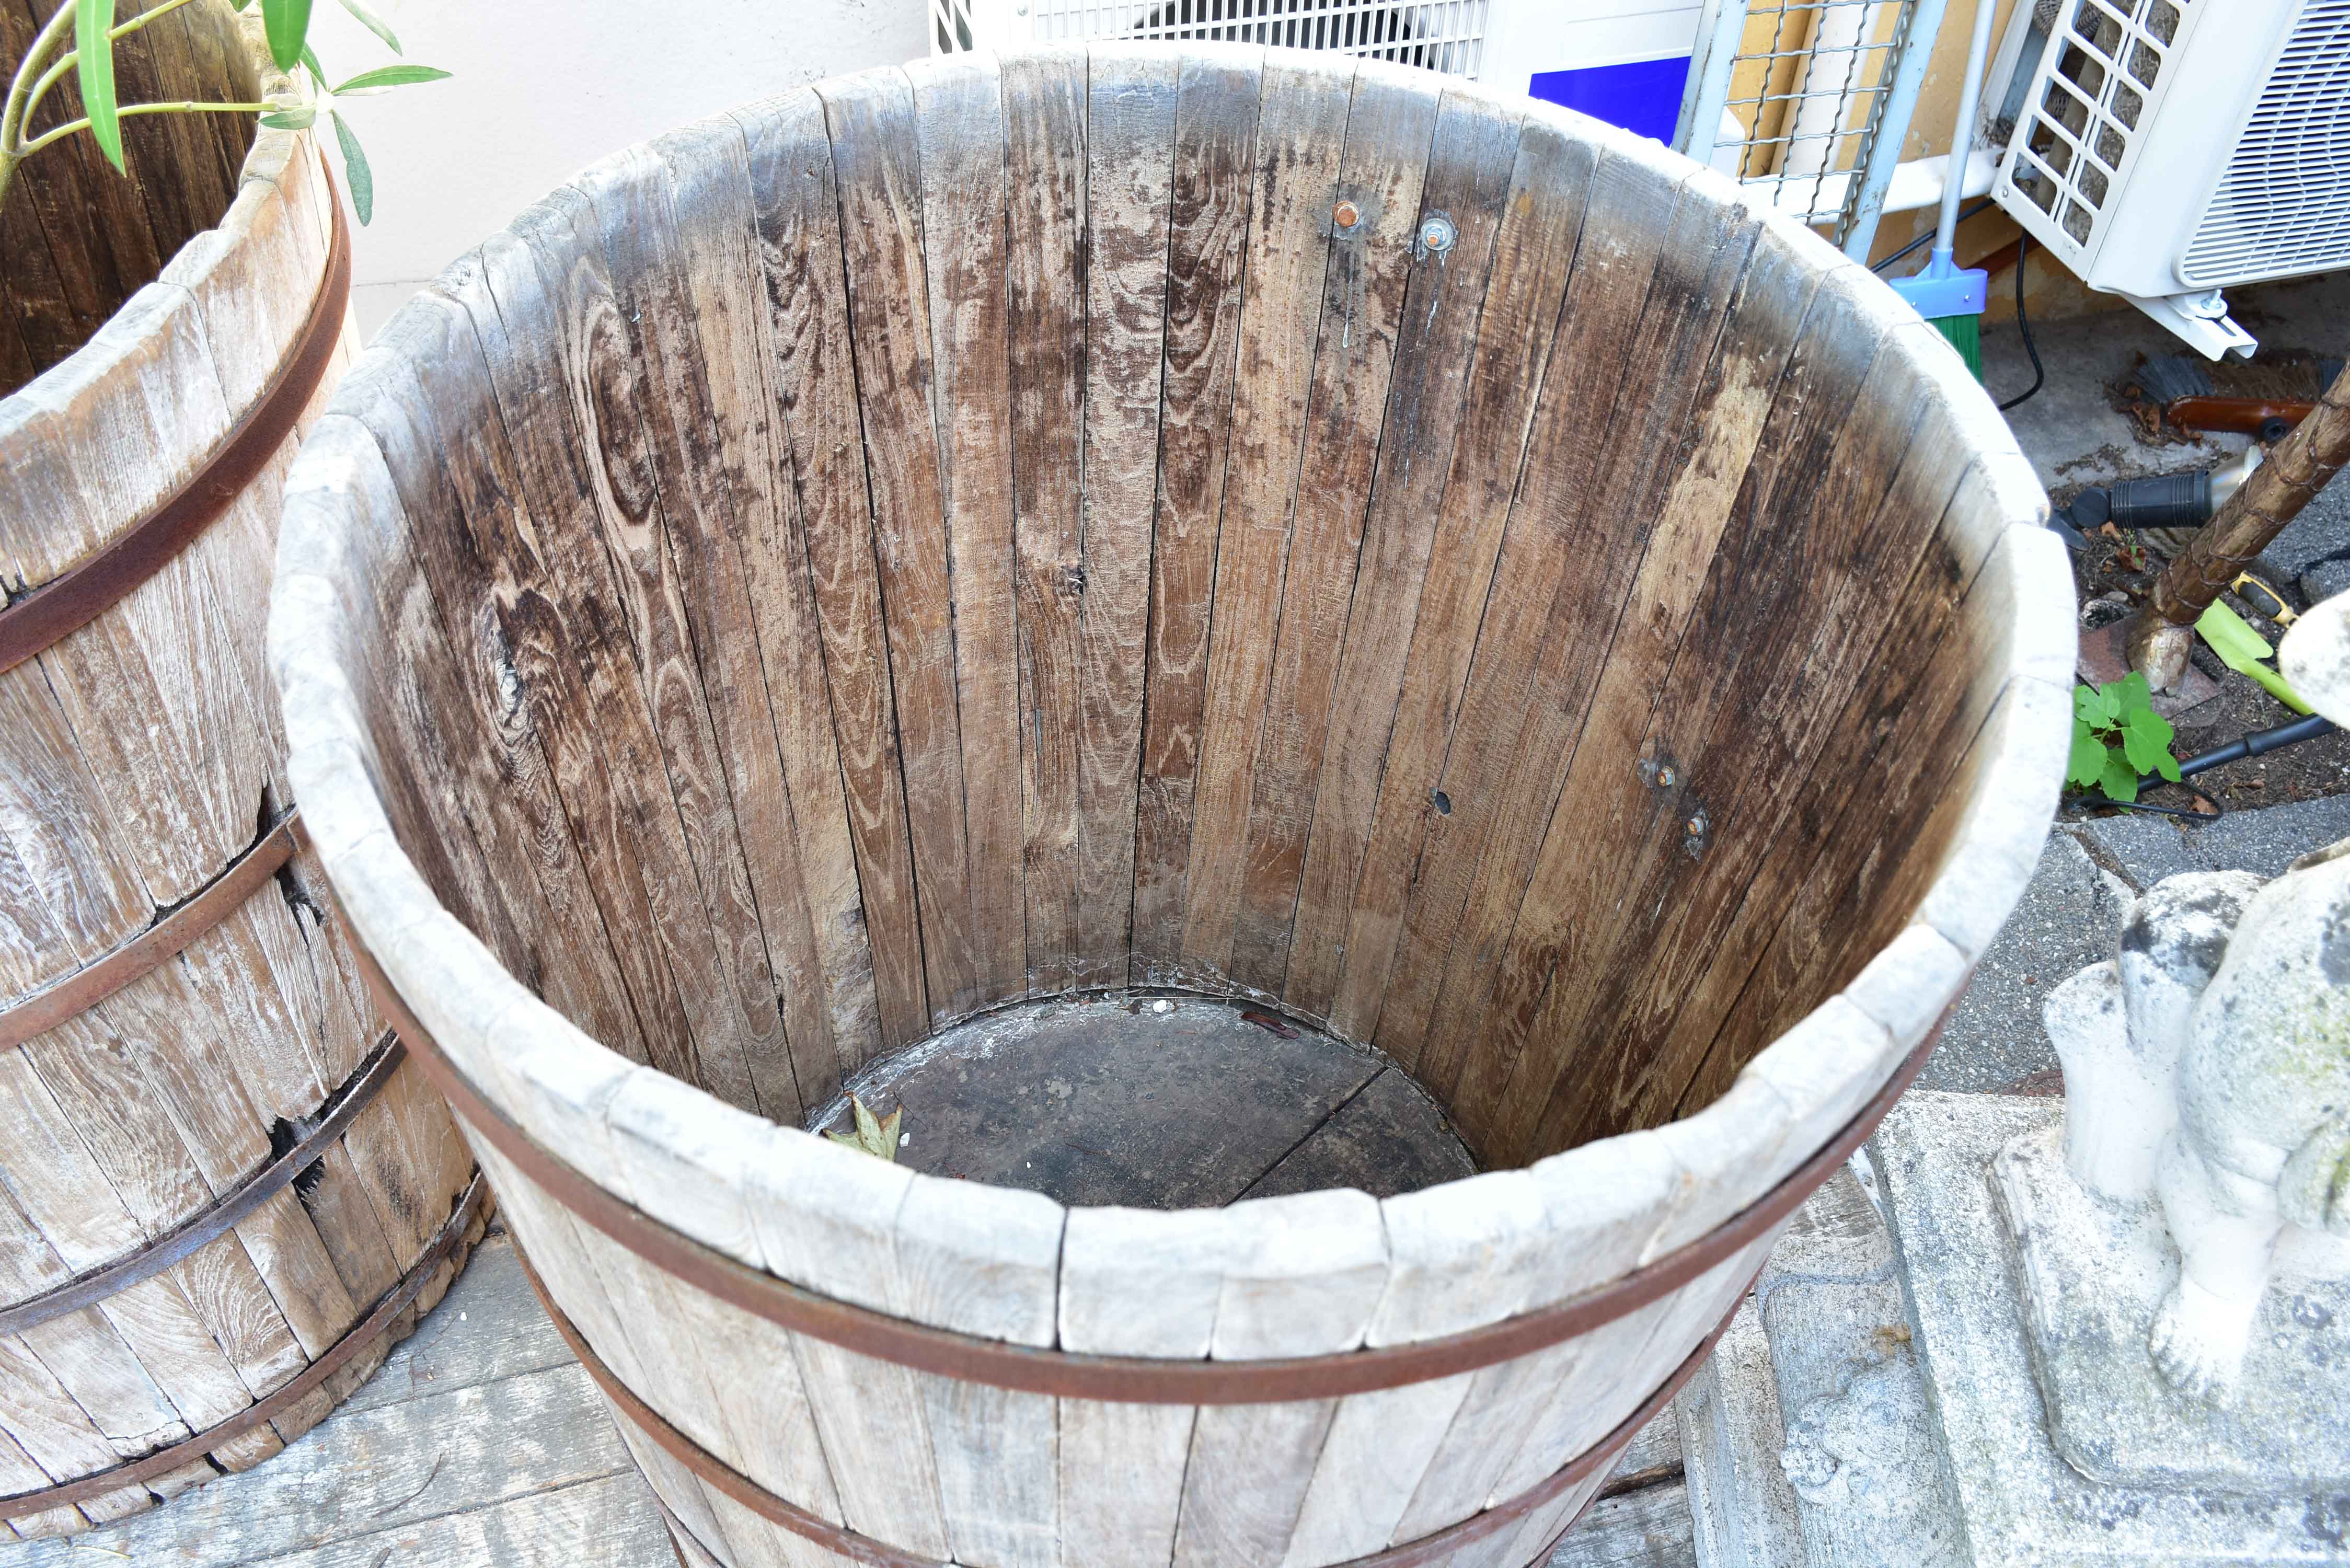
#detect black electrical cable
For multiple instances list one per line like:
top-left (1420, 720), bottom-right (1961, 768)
top-left (2175, 711), bottom-right (2336, 779)
top-left (1996, 231), bottom-right (2044, 411)
top-left (1869, 198), bottom-right (1997, 273)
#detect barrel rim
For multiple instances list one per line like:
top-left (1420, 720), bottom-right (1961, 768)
top-left (269, 42), bottom-right (2072, 1373)
top-left (0, 8), bottom-right (339, 581)
top-left (339, 909), bottom-right (1944, 1401)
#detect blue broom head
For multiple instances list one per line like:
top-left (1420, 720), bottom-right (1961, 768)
top-left (1887, 247), bottom-right (1991, 379)
top-left (1886, 247), bottom-right (1989, 326)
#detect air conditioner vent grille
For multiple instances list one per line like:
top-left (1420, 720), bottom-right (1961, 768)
top-left (1016, 1), bottom-right (1492, 76)
top-left (2007, 0), bottom-right (2191, 262)
top-left (2181, 0), bottom-right (2350, 287)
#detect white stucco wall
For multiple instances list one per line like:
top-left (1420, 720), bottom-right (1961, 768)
top-left (306, 0), bottom-right (928, 339)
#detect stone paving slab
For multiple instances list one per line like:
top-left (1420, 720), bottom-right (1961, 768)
top-left (1876, 1094), bottom-right (2350, 1566)
top-left (1924, 795), bottom-right (2350, 1094)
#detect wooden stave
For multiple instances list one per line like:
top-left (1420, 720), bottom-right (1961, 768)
top-left (0, 9), bottom-right (478, 1539)
top-left (272, 45), bottom-right (2071, 1568)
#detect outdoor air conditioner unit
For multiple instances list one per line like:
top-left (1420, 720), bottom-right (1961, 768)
top-left (1987, 0), bottom-right (2350, 359)
top-left (928, 1), bottom-right (1715, 146)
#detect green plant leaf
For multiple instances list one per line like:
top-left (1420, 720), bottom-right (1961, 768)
top-left (2127, 704), bottom-right (2174, 746)
top-left (260, 104), bottom-right (315, 128)
top-left (2075, 684), bottom-right (2105, 728)
top-left (329, 63), bottom-right (451, 93)
top-left (259, 0), bottom-right (312, 72)
top-left (301, 41), bottom-right (325, 84)
top-left (2122, 721), bottom-right (2168, 775)
top-left (330, 109), bottom-right (372, 224)
top-left (2154, 750), bottom-right (2182, 783)
top-left (74, 0), bottom-right (123, 174)
top-left (2092, 684), bottom-right (2122, 724)
top-left (2114, 670), bottom-right (2151, 710)
top-left (2195, 601), bottom-right (2313, 714)
top-left (2069, 728), bottom-right (2110, 788)
top-left (2100, 751), bottom-right (2140, 804)
top-left (335, 0), bottom-right (400, 53)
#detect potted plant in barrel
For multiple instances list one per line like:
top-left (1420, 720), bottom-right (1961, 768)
top-left (0, 1), bottom-right (478, 1540)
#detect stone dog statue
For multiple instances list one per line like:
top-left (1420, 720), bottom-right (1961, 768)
top-left (2042, 593), bottom-right (2350, 1404)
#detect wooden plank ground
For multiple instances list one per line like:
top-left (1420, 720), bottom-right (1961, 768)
top-left (0, 1229), bottom-right (1695, 1567)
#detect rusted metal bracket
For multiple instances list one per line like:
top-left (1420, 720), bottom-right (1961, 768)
top-left (0, 1172), bottom-right (485, 1521)
top-left (0, 1029), bottom-right (406, 1337)
top-left (0, 811), bottom-right (304, 1050)
top-left (0, 157), bottom-right (352, 676)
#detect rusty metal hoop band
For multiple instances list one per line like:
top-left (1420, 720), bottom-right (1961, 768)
top-left (0, 812), bottom-right (305, 1050)
top-left (349, 927), bottom-right (1938, 1404)
top-left (519, 1238), bottom-right (1743, 1568)
top-left (0, 1172), bottom-right (485, 1523)
top-left (0, 1029), bottom-right (406, 1336)
top-left (0, 159), bottom-right (353, 677)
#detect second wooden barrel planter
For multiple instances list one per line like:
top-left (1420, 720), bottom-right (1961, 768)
top-left (272, 43), bottom-right (2071, 1568)
top-left (0, 3), bottom-right (479, 1540)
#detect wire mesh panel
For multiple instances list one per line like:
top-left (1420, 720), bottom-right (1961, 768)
top-left (1709, 0), bottom-right (1929, 235)
top-left (945, 1), bottom-right (1494, 76)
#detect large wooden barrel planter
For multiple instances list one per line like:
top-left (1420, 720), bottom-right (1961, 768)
top-left (0, 3), bottom-right (480, 1541)
top-left (272, 44), bottom-right (2072, 1568)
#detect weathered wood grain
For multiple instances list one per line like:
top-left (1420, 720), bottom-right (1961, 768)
top-left (1366, 149), bottom-right (1698, 1102)
top-left (1470, 266), bottom-right (1903, 1165)
top-left (1691, 524), bottom-right (2054, 1097)
top-left (0, 672), bottom-right (148, 991)
top-left (1283, 1170), bottom-right (1550, 1562)
top-left (738, 89), bottom-right (931, 1052)
top-left (908, 55), bottom-right (1028, 1013)
top-left (1425, 205), bottom-right (1800, 1142)
top-left (895, 1176), bottom-right (1063, 1567)
top-left (1277, 87), bottom-right (1523, 1022)
top-left (1075, 44), bottom-right (1180, 992)
top-left (1171, 1189), bottom-right (1387, 1567)
top-left (1321, 118), bottom-right (1596, 1045)
top-left (0, 0), bottom-right (247, 396)
top-left (460, 196), bottom-right (752, 1093)
top-left (1224, 62), bottom-right (1442, 997)
top-left (1174, 54), bottom-right (1355, 991)
top-left (703, 106), bottom-right (883, 1083)
top-left (1131, 50), bottom-right (1264, 984)
top-left (328, 291), bottom-right (657, 1071)
top-left (550, 171), bottom-right (786, 1112)
top-left (1058, 1206), bottom-right (1235, 1568)
top-left (999, 48), bottom-right (1090, 998)
top-left (819, 69), bottom-right (983, 1028)
top-left (590, 130), bottom-right (832, 1121)
top-left (743, 1132), bottom-right (948, 1560)
top-left (0, 41), bottom-right (466, 1514)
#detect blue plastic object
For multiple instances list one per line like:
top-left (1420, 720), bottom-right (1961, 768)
top-left (1531, 55), bottom-right (1692, 145)
top-left (1887, 248), bottom-right (1988, 320)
